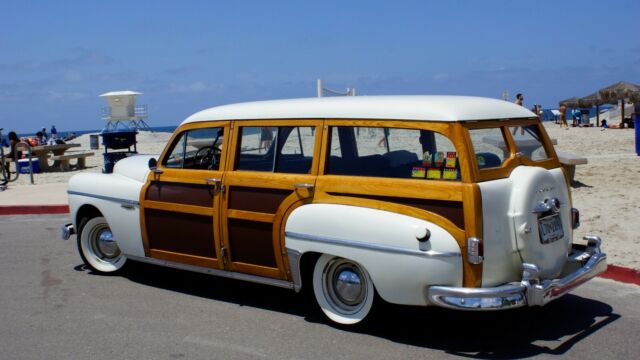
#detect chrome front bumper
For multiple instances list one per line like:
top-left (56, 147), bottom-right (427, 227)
top-left (428, 235), bottom-right (607, 310)
top-left (61, 223), bottom-right (75, 240)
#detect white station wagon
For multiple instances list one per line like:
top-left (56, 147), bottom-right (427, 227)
top-left (62, 95), bottom-right (607, 325)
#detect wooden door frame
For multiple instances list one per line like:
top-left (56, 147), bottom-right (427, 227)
top-left (220, 119), bottom-right (323, 279)
top-left (139, 121), bottom-right (230, 269)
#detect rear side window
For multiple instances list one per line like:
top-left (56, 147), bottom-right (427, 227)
top-left (327, 126), bottom-right (460, 180)
top-left (236, 126), bottom-right (316, 174)
top-left (468, 128), bottom-right (508, 169)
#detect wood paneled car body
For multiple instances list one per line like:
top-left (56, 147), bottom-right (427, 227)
top-left (63, 96), bottom-right (607, 325)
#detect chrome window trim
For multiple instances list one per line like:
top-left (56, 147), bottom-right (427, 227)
top-left (285, 231), bottom-right (460, 258)
top-left (67, 190), bottom-right (140, 207)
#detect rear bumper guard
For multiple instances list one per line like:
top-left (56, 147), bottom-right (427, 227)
top-left (427, 235), bottom-right (607, 310)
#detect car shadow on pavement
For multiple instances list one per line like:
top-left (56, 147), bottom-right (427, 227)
top-left (115, 261), bottom-right (619, 358)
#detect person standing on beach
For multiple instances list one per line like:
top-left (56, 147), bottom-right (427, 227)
top-left (559, 104), bottom-right (568, 129)
top-left (41, 127), bottom-right (48, 141)
top-left (50, 125), bottom-right (58, 140)
top-left (512, 93), bottom-right (525, 135)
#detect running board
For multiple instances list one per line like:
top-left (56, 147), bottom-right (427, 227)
top-left (127, 255), bottom-right (295, 290)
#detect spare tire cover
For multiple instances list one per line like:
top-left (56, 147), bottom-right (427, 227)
top-left (509, 166), bottom-right (572, 279)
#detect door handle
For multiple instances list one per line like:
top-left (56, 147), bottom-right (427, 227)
top-left (205, 178), bottom-right (223, 193)
top-left (294, 183), bottom-right (315, 190)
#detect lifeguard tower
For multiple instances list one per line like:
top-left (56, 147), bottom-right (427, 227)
top-left (100, 90), bottom-right (151, 132)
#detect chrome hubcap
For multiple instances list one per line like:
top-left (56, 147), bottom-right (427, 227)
top-left (334, 269), bottom-right (364, 305)
top-left (90, 225), bottom-right (120, 260)
top-left (324, 259), bottom-right (368, 314)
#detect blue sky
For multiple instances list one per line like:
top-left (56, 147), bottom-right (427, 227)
top-left (2, 0), bottom-right (639, 133)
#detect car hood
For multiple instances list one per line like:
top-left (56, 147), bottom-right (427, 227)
top-left (113, 154), bottom-right (158, 183)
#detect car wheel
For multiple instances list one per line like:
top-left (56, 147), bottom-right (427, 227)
top-left (312, 254), bottom-right (375, 325)
top-left (77, 216), bottom-right (126, 273)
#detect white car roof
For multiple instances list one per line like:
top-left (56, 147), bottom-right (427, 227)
top-left (181, 95), bottom-right (536, 125)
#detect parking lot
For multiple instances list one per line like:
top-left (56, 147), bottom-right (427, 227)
top-left (1, 214), bottom-right (639, 359)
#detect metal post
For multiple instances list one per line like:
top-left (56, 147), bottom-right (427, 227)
top-left (317, 79), bottom-right (323, 97)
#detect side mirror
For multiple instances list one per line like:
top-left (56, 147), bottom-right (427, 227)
top-left (148, 157), bottom-right (158, 170)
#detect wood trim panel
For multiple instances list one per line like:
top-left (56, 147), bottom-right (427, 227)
top-left (461, 184), bottom-right (483, 287)
top-left (146, 181), bottom-right (215, 208)
top-left (231, 262), bottom-right (282, 279)
top-left (316, 175), bottom-right (464, 202)
top-left (226, 209), bottom-right (275, 223)
top-left (228, 186), bottom-right (292, 213)
top-left (144, 200), bottom-right (214, 217)
top-left (312, 193), bottom-right (466, 242)
top-left (149, 249), bottom-right (219, 268)
top-left (328, 192), bottom-right (465, 229)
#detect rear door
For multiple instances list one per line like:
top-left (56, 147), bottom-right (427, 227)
top-left (221, 120), bottom-right (322, 279)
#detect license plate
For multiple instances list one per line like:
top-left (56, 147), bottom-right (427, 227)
top-left (538, 213), bottom-right (564, 244)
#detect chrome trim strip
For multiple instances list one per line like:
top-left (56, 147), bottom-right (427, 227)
top-left (67, 190), bottom-right (140, 206)
top-left (127, 255), bottom-right (294, 290)
top-left (286, 248), bottom-right (303, 292)
top-left (285, 231), bottom-right (461, 258)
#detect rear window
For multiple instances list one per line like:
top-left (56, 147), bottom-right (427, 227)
top-left (327, 126), bottom-right (460, 181)
top-left (469, 123), bottom-right (550, 170)
top-left (468, 128), bottom-right (508, 169)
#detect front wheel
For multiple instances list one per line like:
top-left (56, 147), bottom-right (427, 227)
top-left (77, 216), bottom-right (127, 273)
top-left (312, 254), bottom-right (375, 325)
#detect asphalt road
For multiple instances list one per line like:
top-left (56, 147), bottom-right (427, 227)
top-left (1, 214), bottom-right (639, 360)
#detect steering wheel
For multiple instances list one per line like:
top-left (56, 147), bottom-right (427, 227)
top-left (194, 146), bottom-right (220, 170)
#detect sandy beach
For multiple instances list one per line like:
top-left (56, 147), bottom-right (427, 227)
top-left (4, 123), bottom-right (639, 269)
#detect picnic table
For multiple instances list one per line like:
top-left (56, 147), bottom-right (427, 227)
top-left (29, 143), bottom-right (84, 172)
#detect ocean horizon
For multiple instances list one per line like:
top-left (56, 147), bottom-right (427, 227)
top-left (12, 125), bottom-right (178, 140)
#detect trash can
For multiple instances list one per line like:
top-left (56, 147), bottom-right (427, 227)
top-left (89, 134), bottom-right (99, 150)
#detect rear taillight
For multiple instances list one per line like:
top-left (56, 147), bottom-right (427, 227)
top-left (467, 237), bottom-right (483, 264)
top-left (571, 208), bottom-right (580, 229)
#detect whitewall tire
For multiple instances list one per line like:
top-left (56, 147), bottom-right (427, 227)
top-left (312, 254), bottom-right (375, 325)
top-left (78, 216), bottom-right (127, 273)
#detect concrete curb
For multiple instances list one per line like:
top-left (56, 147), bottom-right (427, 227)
top-left (0, 205), bottom-right (70, 216)
top-left (0, 204), bottom-right (638, 286)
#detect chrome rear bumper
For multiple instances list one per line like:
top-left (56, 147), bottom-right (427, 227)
top-left (428, 235), bottom-right (607, 310)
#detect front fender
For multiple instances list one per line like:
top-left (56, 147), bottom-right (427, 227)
top-left (68, 172), bottom-right (145, 257)
top-left (285, 203), bottom-right (462, 306)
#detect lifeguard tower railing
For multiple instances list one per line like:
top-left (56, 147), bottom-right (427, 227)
top-left (101, 104), bottom-right (151, 132)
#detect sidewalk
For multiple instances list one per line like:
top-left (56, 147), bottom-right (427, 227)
top-left (0, 183), bottom-right (69, 214)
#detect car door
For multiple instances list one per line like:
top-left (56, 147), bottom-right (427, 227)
top-left (140, 122), bottom-right (229, 269)
top-left (221, 120), bottom-right (322, 280)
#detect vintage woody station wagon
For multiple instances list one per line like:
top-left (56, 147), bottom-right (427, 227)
top-left (62, 95), bottom-right (607, 325)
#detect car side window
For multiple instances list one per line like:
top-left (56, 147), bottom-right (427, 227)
top-left (236, 126), bottom-right (316, 174)
top-left (162, 127), bottom-right (224, 170)
top-left (327, 126), bottom-right (460, 180)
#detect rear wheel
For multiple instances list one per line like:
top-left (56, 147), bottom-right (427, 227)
top-left (312, 254), bottom-right (375, 325)
top-left (77, 216), bottom-right (126, 273)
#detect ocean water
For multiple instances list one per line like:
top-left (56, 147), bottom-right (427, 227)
top-left (10, 125), bottom-right (177, 142)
